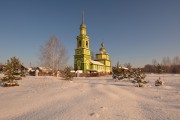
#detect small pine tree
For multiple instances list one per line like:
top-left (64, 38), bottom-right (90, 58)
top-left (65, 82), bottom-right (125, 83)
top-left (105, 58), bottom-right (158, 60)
top-left (1, 57), bottom-right (25, 87)
top-left (133, 68), bottom-right (147, 87)
top-left (62, 66), bottom-right (74, 81)
top-left (112, 62), bottom-right (126, 80)
top-left (113, 62), bottom-right (123, 76)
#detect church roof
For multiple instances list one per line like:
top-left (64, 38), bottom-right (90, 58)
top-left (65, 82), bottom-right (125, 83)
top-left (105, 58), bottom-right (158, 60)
top-left (90, 60), bottom-right (104, 66)
top-left (120, 66), bottom-right (128, 70)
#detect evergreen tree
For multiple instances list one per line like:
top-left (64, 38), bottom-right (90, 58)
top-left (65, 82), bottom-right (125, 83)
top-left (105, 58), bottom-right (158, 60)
top-left (133, 68), bottom-right (147, 87)
top-left (112, 62), bottom-right (124, 80)
top-left (1, 57), bottom-right (25, 87)
top-left (62, 66), bottom-right (74, 81)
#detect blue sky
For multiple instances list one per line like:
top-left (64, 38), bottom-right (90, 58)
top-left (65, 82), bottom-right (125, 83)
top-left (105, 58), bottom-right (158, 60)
top-left (0, 0), bottom-right (180, 67)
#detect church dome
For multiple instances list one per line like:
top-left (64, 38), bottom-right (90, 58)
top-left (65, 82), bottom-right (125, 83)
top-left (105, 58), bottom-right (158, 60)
top-left (99, 42), bottom-right (106, 54)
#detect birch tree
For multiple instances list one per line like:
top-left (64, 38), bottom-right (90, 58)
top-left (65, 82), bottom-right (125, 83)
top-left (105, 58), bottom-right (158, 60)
top-left (39, 35), bottom-right (68, 71)
top-left (162, 56), bottom-right (171, 66)
top-left (172, 56), bottom-right (180, 65)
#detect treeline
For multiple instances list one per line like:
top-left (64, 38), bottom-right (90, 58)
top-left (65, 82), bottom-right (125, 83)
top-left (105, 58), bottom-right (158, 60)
top-left (143, 56), bottom-right (180, 74)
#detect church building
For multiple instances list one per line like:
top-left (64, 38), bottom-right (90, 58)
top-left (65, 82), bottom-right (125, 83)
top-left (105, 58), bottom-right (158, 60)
top-left (74, 15), bottom-right (111, 73)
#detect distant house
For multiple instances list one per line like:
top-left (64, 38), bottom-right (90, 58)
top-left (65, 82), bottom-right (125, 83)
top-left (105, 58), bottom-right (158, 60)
top-left (28, 67), bottom-right (53, 76)
top-left (38, 67), bottom-right (52, 74)
top-left (21, 65), bottom-right (28, 71)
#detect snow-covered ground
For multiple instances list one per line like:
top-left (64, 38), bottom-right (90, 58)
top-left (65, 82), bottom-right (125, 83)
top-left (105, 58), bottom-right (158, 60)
top-left (0, 74), bottom-right (180, 120)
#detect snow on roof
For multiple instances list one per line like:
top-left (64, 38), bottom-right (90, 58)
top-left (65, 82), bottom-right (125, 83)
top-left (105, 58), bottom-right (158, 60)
top-left (120, 66), bottom-right (128, 70)
top-left (90, 60), bottom-right (104, 66)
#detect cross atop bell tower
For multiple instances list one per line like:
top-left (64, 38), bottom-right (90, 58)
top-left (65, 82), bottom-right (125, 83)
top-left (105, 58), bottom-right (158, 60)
top-left (80, 12), bottom-right (86, 35)
top-left (82, 11), bottom-right (85, 24)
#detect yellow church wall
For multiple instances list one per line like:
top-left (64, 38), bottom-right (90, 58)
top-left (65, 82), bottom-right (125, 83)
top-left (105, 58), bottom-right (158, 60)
top-left (82, 41), bottom-right (85, 48)
top-left (105, 66), bottom-right (111, 73)
top-left (105, 61), bottom-right (111, 66)
top-left (90, 64), bottom-right (106, 72)
top-left (91, 64), bottom-right (96, 70)
top-left (90, 64), bottom-right (111, 73)
top-left (102, 55), bottom-right (107, 59)
top-left (81, 40), bottom-right (89, 48)
top-left (82, 49), bottom-right (90, 55)
top-left (85, 63), bottom-right (90, 70)
top-left (75, 49), bottom-right (90, 55)
top-left (96, 54), bottom-right (110, 60)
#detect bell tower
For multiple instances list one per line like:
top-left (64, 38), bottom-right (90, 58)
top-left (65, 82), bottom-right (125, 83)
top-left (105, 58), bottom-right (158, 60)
top-left (74, 13), bottom-right (91, 72)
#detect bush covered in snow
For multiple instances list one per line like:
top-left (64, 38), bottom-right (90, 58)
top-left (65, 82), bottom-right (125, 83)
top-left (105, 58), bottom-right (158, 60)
top-left (155, 77), bottom-right (164, 86)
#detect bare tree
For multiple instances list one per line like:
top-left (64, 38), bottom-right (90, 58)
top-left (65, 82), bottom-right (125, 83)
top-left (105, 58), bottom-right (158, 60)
top-left (123, 63), bottom-right (132, 69)
top-left (152, 59), bottom-right (158, 66)
top-left (39, 35), bottom-right (68, 71)
top-left (116, 61), bottom-right (121, 68)
top-left (161, 56), bottom-right (171, 66)
top-left (172, 56), bottom-right (180, 65)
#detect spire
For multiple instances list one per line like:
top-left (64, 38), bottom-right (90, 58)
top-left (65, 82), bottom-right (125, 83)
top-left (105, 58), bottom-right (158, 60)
top-left (80, 11), bottom-right (86, 35)
top-left (81, 11), bottom-right (86, 27)
top-left (82, 11), bottom-right (84, 24)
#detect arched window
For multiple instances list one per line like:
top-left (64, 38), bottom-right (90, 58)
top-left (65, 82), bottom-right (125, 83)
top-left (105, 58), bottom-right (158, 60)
top-left (86, 41), bottom-right (88, 48)
top-left (79, 41), bottom-right (81, 47)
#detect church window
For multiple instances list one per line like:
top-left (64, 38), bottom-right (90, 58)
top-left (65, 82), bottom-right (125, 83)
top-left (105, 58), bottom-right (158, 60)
top-left (86, 41), bottom-right (88, 48)
top-left (79, 41), bottom-right (81, 47)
